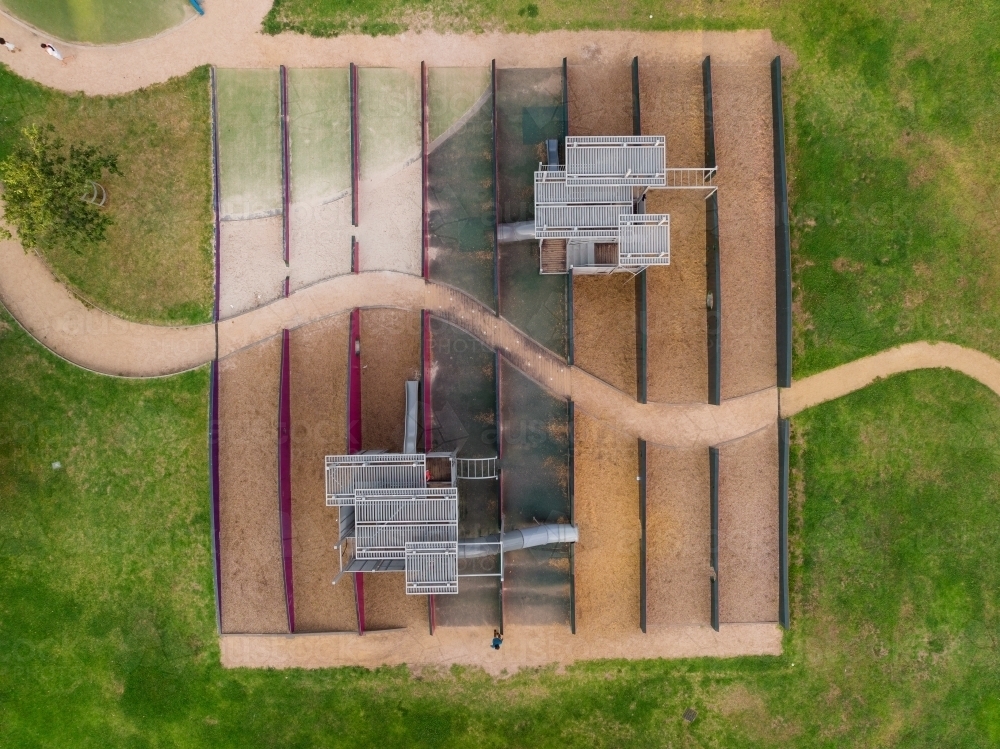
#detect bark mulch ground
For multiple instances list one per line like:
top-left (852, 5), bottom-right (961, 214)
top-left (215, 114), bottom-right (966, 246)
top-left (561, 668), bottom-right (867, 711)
top-left (358, 307), bottom-right (426, 630)
top-left (572, 275), bottom-right (637, 395)
top-left (713, 63), bottom-right (776, 399)
top-left (641, 62), bottom-right (709, 403)
top-left (567, 62), bottom-right (633, 136)
top-left (360, 307), bottom-right (422, 452)
top-left (365, 572), bottom-right (428, 631)
top-left (639, 62), bottom-right (704, 169)
top-left (718, 422), bottom-right (779, 623)
top-left (289, 313), bottom-right (358, 632)
top-left (645, 192), bottom-right (708, 404)
top-left (218, 334), bottom-right (288, 634)
top-left (572, 410), bottom-right (641, 635)
top-left (645, 443), bottom-right (711, 626)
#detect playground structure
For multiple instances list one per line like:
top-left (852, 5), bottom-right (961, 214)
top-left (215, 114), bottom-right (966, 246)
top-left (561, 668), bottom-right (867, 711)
top-left (324, 426), bottom-right (578, 597)
top-left (209, 48), bottom-right (788, 661)
top-left (527, 135), bottom-right (715, 274)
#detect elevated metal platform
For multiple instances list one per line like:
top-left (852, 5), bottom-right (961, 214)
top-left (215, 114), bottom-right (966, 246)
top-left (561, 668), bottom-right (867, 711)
top-left (325, 453), bottom-right (426, 506)
top-left (564, 135), bottom-right (667, 187)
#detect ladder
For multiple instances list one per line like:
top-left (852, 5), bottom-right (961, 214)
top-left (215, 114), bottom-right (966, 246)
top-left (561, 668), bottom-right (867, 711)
top-left (663, 168), bottom-right (718, 194)
top-left (456, 456), bottom-right (500, 480)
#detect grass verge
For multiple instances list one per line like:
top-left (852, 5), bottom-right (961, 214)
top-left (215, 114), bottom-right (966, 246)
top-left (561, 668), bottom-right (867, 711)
top-left (0, 64), bottom-right (213, 325)
top-left (1, 307), bottom-right (998, 745)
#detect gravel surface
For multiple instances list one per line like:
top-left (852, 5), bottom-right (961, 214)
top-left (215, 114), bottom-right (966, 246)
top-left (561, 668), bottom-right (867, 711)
top-left (289, 313), bottom-right (357, 632)
top-left (645, 444), bottom-right (711, 625)
top-left (289, 199), bottom-right (353, 291)
top-left (718, 422), bottom-right (779, 623)
top-left (356, 160), bottom-right (422, 275)
top-left (218, 334), bottom-right (288, 634)
top-left (219, 216), bottom-right (286, 320)
top-left (572, 410), bottom-right (641, 635)
top-left (713, 63), bottom-right (776, 399)
top-left (572, 275), bottom-right (637, 395)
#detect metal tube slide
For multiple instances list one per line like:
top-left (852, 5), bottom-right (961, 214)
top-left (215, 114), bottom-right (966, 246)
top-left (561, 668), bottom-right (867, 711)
top-left (458, 524), bottom-right (579, 558)
top-left (404, 380), bottom-right (419, 453)
top-left (497, 222), bottom-right (536, 243)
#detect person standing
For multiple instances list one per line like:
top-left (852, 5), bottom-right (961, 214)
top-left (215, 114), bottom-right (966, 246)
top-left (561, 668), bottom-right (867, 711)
top-left (491, 629), bottom-right (503, 650)
top-left (40, 43), bottom-right (63, 61)
top-left (0, 38), bottom-right (16, 52)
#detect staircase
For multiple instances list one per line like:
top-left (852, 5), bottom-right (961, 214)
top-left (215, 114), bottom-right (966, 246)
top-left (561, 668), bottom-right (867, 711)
top-left (540, 239), bottom-right (567, 274)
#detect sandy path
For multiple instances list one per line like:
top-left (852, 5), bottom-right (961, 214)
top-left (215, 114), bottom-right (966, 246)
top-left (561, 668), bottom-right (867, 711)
top-left (0, 232), bottom-right (215, 376)
top-left (221, 621), bottom-right (781, 672)
top-left (17, 228), bottom-right (1000, 447)
top-left (780, 341), bottom-right (1000, 416)
top-left (0, 7), bottom-right (780, 97)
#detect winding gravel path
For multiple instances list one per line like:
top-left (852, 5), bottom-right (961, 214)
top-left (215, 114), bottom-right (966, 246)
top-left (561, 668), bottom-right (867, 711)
top-left (780, 341), bottom-right (1000, 416)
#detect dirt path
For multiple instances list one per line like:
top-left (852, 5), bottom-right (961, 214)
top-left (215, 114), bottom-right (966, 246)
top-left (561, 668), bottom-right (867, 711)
top-left (221, 622), bottom-right (781, 673)
top-left (780, 341), bottom-right (1000, 416)
top-left (0, 6), bottom-right (780, 97)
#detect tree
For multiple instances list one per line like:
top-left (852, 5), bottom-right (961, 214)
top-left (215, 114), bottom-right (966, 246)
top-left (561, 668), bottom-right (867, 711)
top-left (0, 125), bottom-right (121, 253)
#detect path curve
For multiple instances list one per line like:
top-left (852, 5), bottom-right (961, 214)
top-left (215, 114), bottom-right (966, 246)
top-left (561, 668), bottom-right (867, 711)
top-left (1, 233), bottom-right (776, 447)
top-left (780, 341), bottom-right (1000, 416)
top-left (7, 233), bottom-right (1000, 445)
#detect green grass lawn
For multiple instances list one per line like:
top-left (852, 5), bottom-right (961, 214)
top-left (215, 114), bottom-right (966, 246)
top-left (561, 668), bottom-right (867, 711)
top-left (0, 0), bottom-right (192, 44)
top-left (0, 64), bottom-right (214, 325)
top-left (266, 0), bottom-right (1000, 377)
top-left (2, 307), bottom-right (999, 745)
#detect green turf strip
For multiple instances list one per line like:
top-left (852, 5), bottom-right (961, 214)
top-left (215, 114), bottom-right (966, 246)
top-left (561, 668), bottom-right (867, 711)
top-left (215, 68), bottom-right (283, 220)
top-left (2, 308), bottom-right (999, 744)
top-left (1, 0), bottom-right (191, 45)
top-left (287, 68), bottom-right (351, 204)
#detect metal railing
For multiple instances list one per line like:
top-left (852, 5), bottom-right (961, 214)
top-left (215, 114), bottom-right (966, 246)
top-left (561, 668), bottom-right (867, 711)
top-left (663, 167), bottom-right (717, 190)
top-left (456, 457), bottom-right (499, 480)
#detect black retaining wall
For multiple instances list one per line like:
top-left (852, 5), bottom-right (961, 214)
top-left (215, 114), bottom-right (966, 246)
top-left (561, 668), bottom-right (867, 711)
top-left (635, 271), bottom-right (648, 404)
top-left (631, 56), bottom-right (641, 136)
top-left (709, 446), bottom-right (720, 631)
top-left (704, 57), bottom-right (721, 405)
top-left (569, 399), bottom-right (577, 634)
top-left (638, 438), bottom-right (647, 633)
top-left (772, 57), bottom-right (793, 388)
top-left (778, 418), bottom-right (791, 628)
top-left (706, 193), bottom-right (722, 405)
top-left (703, 56), bottom-right (717, 169)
